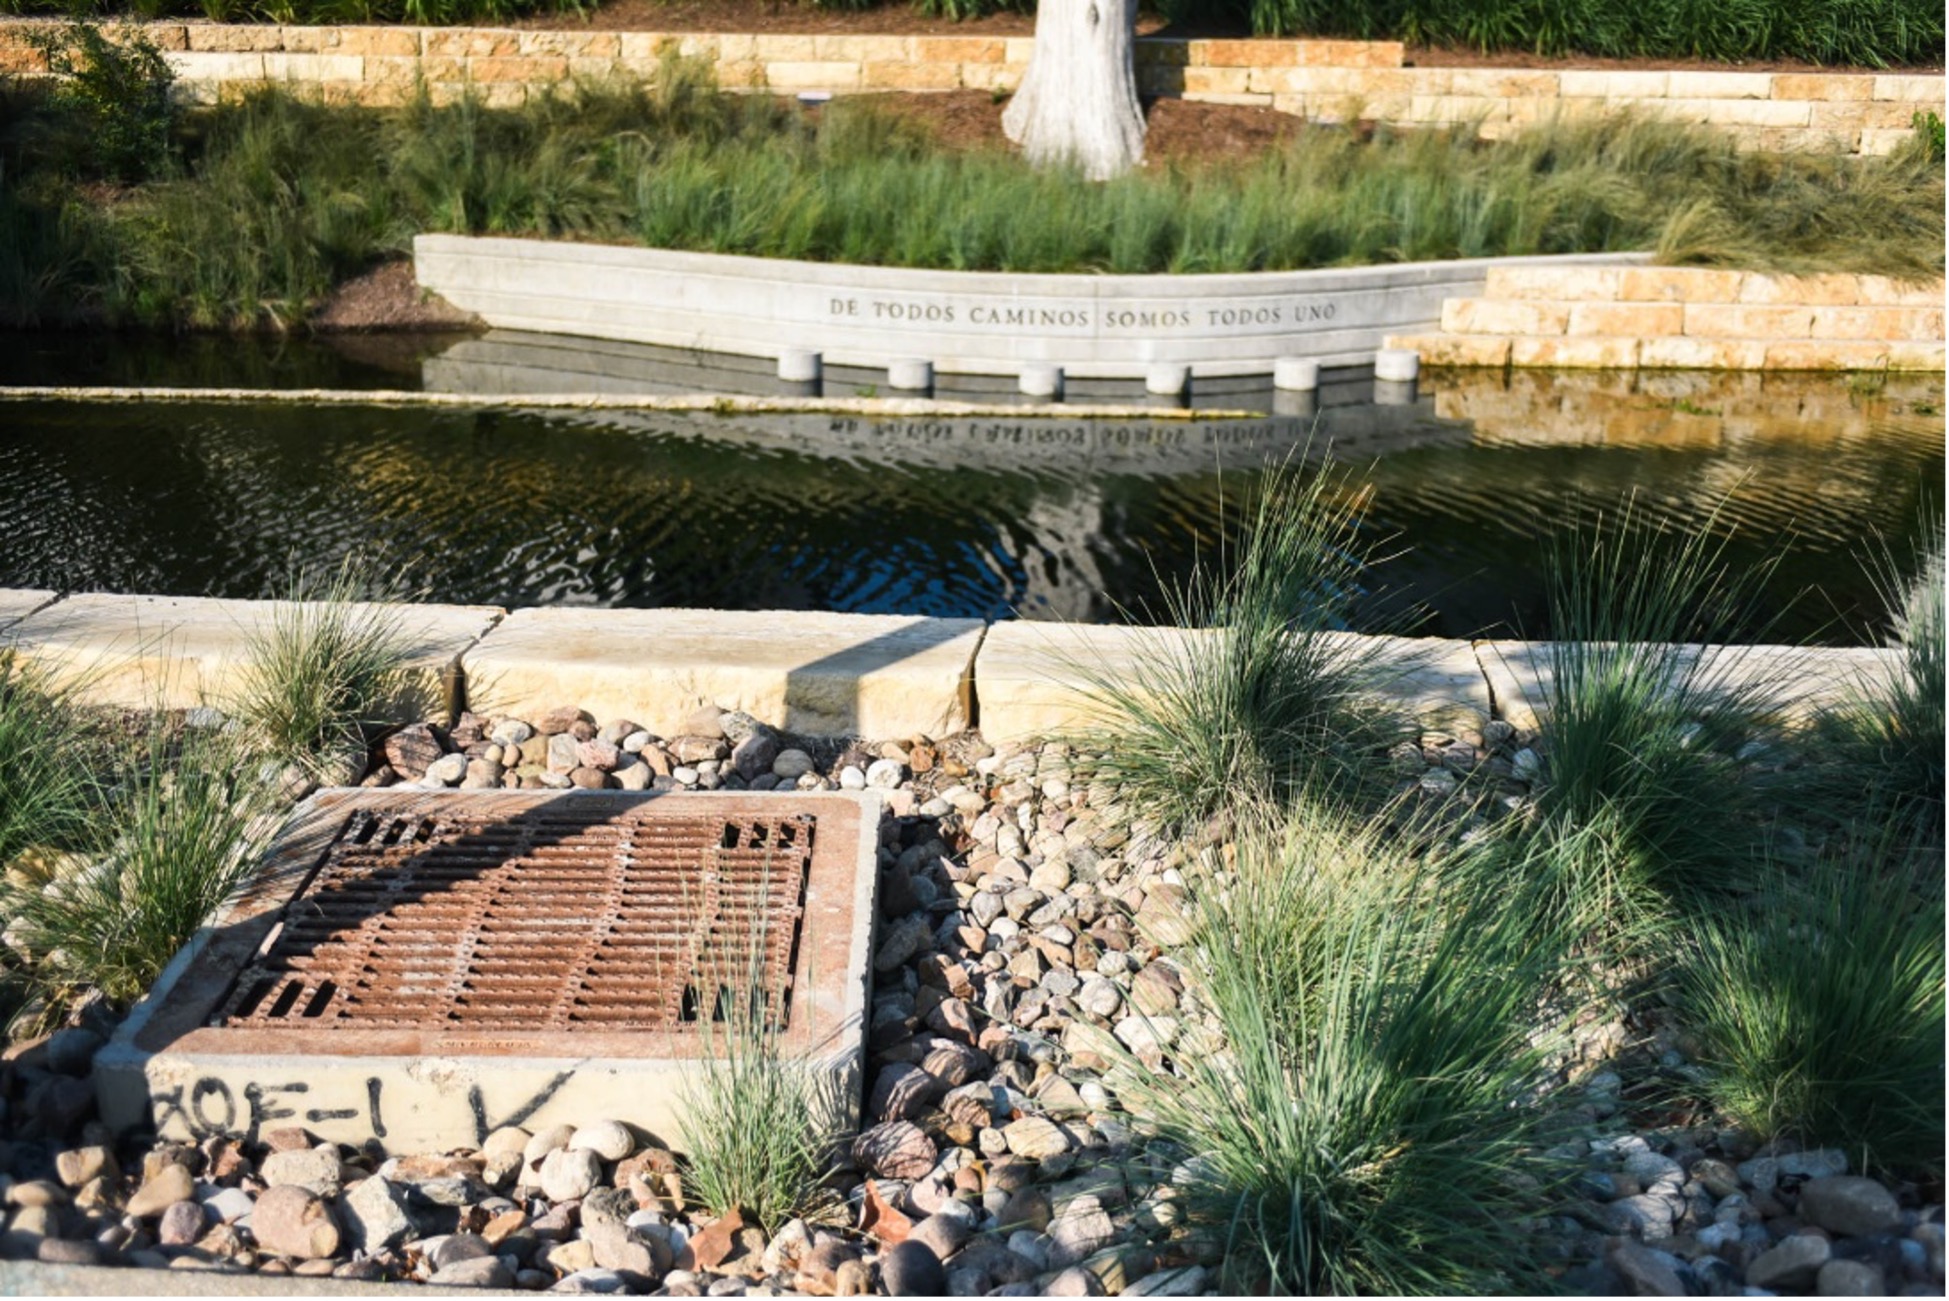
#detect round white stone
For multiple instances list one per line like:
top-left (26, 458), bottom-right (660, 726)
top-left (1144, 363), bottom-right (1189, 397)
top-left (1374, 348), bottom-right (1420, 381)
top-left (1272, 357), bottom-right (1319, 391)
top-left (887, 358), bottom-right (934, 391)
top-left (773, 749), bottom-right (816, 779)
top-left (568, 1120), bottom-right (636, 1162)
top-left (777, 349), bottom-right (823, 382)
top-left (1019, 363), bottom-right (1064, 400)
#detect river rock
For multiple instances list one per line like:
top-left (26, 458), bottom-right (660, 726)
top-left (1003, 1116), bottom-right (1073, 1161)
top-left (157, 1200), bottom-right (207, 1247)
top-left (1800, 1176), bottom-right (1902, 1237)
top-left (127, 1163), bottom-right (196, 1218)
top-left (341, 1174), bottom-right (415, 1252)
top-left (732, 732), bottom-right (780, 782)
top-left (252, 1185), bottom-right (340, 1259)
top-left (540, 1148), bottom-right (603, 1202)
top-left (43, 1028), bottom-right (103, 1076)
top-left (1609, 1241), bottom-right (1686, 1297)
top-left (260, 1147), bottom-right (344, 1196)
top-left (772, 749), bottom-right (815, 779)
top-left (430, 1257), bottom-right (514, 1288)
top-left (1817, 1259), bottom-right (1886, 1296)
top-left (881, 1240), bottom-right (947, 1297)
top-left (383, 724), bottom-right (443, 778)
top-left (53, 1146), bottom-right (114, 1190)
top-left (853, 1121), bottom-right (936, 1181)
top-left (1748, 1234), bottom-right (1832, 1290)
top-left (569, 1120), bottom-right (636, 1162)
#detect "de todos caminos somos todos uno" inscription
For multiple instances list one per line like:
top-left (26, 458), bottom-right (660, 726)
top-left (827, 296), bottom-right (1342, 331)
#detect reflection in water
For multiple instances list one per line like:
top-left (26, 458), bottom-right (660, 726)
top-left (0, 345), bottom-right (1938, 644)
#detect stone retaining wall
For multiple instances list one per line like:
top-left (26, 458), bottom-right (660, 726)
top-left (0, 20), bottom-right (1939, 155)
top-left (1387, 267), bottom-right (1948, 371)
top-left (0, 588), bottom-right (1898, 743)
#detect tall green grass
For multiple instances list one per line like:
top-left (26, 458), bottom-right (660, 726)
top-left (0, 655), bottom-right (102, 874)
top-left (1112, 812), bottom-right (1577, 1295)
top-left (1, 66), bottom-right (1940, 329)
top-left (2, 720), bottom-right (277, 1025)
top-left (229, 557), bottom-right (422, 780)
top-left (0, 0), bottom-right (587, 25)
top-left (1067, 461), bottom-right (1407, 833)
top-left (1674, 846), bottom-right (1944, 1176)
top-left (1512, 506), bottom-right (1780, 935)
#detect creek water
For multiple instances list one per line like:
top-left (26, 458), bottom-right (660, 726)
top-left (1, 330), bottom-right (1940, 644)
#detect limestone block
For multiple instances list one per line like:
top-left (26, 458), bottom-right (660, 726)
top-left (1445, 69), bottom-right (1558, 97)
top-left (1637, 337), bottom-right (1771, 369)
top-left (1737, 273), bottom-right (1863, 306)
top-left (1, 593), bottom-right (503, 718)
top-left (1003, 37), bottom-right (1036, 64)
top-left (185, 25), bottom-right (284, 52)
top-left (1872, 74), bottom-right (1946, 102)
top-left (1664, 70), bottom-right (1773, 99)
top-left (1441, 298), bottom-right (1572, 335)
top-left (763, 60), bottom-right (862, 91)
top-left (1509, 337), bottom-right (1641, 368)
top-left (814, 34), bottom-right (911, 62)
top-left (1617, 268), bottom-right (1744, 303)
top-left (421, 30), bottom-right (520, 58)
top-left (973, 622), bottom-right (1489, 743)
top-left (1603, 70), bottom-right (1673, 99)
top-left (463, 608), bottom-right (982, 740)
top-left (164, 51), bottom-right (266, 81)
top-left (1194, 39), bottom-right (1290, 68)
top-left (1811, 306), bottom-right (1944, 341)
top-left (1859, 128), bottom-right (1917, 155)
top-left (519, 31), bottom-right (620, 57)
top-left (1773, 73), bottom-right (1874, 102)
top-left (1479, 641), bottom-right (1901, 733)
top-left (1760, 341), bottom-right (1894, 370)
top-left (1294, 39), bottom-right (1402, 67)
top-left (959, 63), bottom-right (1023, 92)
top-left (751, 34), bottom-right (819, 61)
top-left (1701, 98), bottom-right (1811, 126)
top-left (1883, 339), bottom-right (1947, 370)
top-left (334, 27), bottom-right (421, 57)
top-left (1566, 302), bottom-right (1685, 337)
top-left (1386, 334), bottom-right (1513, 367)
top-left (468, 56), bottom-right (565, 83)
top-left (0, 588), bottom-right (57, 635)
top-left (916, 36), bottom-right (1001, 64)
top-left (1486, 267), bottom-right (1623, 301)
top-left (1182, 66), bottom-right (1251, 96)
top-left (261, 53), bottom-right (364, 81)
top-left (1683, 303), bottom-right (1819, 338)
top-left (862, 61), bottom-right (961, 91)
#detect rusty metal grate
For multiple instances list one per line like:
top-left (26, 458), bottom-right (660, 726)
top-left (213, 805), bottom-right (815, 1033)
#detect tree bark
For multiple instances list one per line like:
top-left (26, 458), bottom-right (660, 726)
top-left (1001, 0), bottom-right (1146, 182)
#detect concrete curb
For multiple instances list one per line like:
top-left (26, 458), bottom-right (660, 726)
top-left (0, 1260), bottom-right (520, 1294)
top-left (0, 589), bottom-right (1896, 744)
top-left (0, 386), bottom-right (1249, 421)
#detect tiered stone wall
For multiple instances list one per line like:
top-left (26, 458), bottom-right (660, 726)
top-left (0, 20), bottom-right (1940, 154)
top-left (1388, 267), bottom-right (1947, 371)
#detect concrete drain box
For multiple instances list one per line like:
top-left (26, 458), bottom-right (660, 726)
top-left (95, 789), bottom-right (879, 1152)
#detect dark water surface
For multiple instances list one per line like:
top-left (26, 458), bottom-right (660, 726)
top-left (1, 331), bottom-right (1940, 644)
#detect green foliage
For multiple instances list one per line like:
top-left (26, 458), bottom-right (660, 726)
top-left (2, 0), bottom-right (585, 24)
top-left (0, 655), bottom-right (102, 872)
top-left (2, 721), bottom-right (276, 1022)
top-left (1911, 111), bottom-right (1945, 168)
top-left (1514, 505), bottom-right (1778, 933)
top-left (1111, 813), bottom-right (1577, 1295)
top-left (229, 556), bottom-right (422, 779)
top-left (674, 883), bottom-right (834, 1230)
top-left (1159, 0), bottom-right (1940, 66)
top-left (0, 73), bottom-right (1940, 329)
top-left (20, 21), bottom-right (174, 183)
top-left (1674, 851), bottom-right (1944, 1176)
top-left (1066, 460), bottom-right (1407, 834)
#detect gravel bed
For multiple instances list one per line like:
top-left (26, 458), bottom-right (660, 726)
top-left (1, 704), bottom-right (1939, 1297)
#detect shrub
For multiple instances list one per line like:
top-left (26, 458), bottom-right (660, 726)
top-left (1065, 459), bottom-right (1408, 833)
top-left (229, 557), bottom-right (422, 780)
top-left (2, 720), bottom-right (277, 1024)
top-left (21, 21), bottom-right (174, 184)
top-left (1674, 850), bottom-right (1944, 1176)
top-left (1835, 532), bottom-right (1944, 844)
top-left (1111, 812), bottom-right (1577, 1294)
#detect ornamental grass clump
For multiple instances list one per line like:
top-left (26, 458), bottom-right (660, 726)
top-left (675, 890), bottom-right (835, 1231)
top-left (1674, 846), bottom-right (1944, 1177)
top-left (2, 720), bottom-right (277, 1027)
top-left (1068, 461), bottom-right (1408, 833)
top-left (1514, 505), bottom-right (1779, 935)
top-left (230, 556), bottom-right (421, 779)
top-left (1818, 530), bottom-right (1944, 845)
top-left (1113, 812), bottom-right (1578, 1295)
top-left (0, 653), bottom-right (102, 873)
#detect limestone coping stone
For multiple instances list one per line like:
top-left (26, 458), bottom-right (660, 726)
top-left (0, 593), bottom-right (505, 716)
top-left (462, 606), bottom-right (986, 740)
top-left (0, 587), bottom-right (57, 634)
top-left (1476, 640), bottom-right (1902, 733)
top-left (413, 234), bottom-right (1649, 379)
top-left (972, 621), bottom-right (1491, 742)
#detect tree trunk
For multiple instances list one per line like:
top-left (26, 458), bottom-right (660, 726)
top-left (1001, 0), bottom-right (1146, 182)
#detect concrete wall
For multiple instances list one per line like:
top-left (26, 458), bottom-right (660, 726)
top-left (1389, 266), bottom-right (1948, 371)
top-left (0, 23), bottom-right (1939, 155)
top-left (412, 235), bottom-right (1647, 377)
top-left (0, 588), bottom-right (1899, 743)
